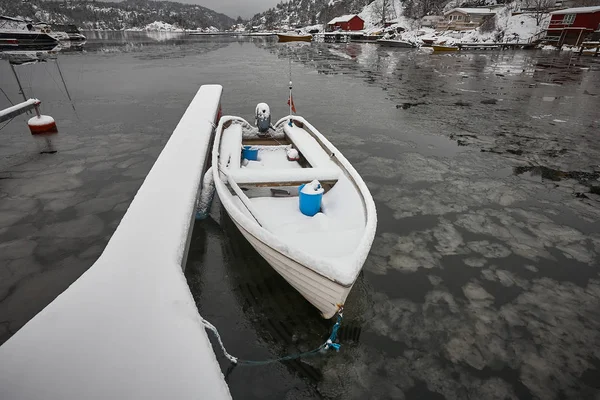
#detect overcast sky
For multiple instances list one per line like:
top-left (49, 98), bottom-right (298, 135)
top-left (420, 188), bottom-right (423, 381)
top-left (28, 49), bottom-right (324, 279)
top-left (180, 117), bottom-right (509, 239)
top-left (99, 0), bottom-right (281, 18)
top-left (146, 0), bottom-right (282, 19)
top-left (196, 0), bottom-right (282, 18)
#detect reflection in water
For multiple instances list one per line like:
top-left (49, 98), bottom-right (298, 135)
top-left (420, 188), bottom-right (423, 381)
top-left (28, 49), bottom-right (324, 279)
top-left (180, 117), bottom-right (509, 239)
top-left (78, 30), bottom-right (256, 53)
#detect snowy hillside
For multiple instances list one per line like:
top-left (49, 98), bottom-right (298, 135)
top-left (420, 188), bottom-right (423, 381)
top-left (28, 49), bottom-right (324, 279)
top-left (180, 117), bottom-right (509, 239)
top-left (251, 0), bottom-right (551, 44)
top-left (248, 0), bottom-right (372, 29)
top-left (0, 0), bottom-right (235, 31)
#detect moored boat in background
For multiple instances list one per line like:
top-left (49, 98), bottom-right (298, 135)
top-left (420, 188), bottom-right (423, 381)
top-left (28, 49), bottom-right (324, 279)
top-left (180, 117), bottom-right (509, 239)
top-left (0, 16), bottom-right (59, 51)
top-left (51, 24), bottom-right (87, 41)
top-left (432, 44), bottom-right (460, 51)
top-left (377, 38), bottom-right (417, 48)
top-left (33, 22), bottom-right (70, 41)
top-left (277, 31), bottom-right (312, 42)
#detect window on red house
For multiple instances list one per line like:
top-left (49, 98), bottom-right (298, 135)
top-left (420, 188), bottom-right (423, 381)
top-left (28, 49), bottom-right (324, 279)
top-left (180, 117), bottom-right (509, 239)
top-left (563, 14), bottom-right (575, 25)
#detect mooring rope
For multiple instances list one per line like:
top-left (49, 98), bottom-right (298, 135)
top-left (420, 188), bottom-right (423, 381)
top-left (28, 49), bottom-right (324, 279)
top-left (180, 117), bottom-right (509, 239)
top-left (201, 309), bottom-right (343, 366)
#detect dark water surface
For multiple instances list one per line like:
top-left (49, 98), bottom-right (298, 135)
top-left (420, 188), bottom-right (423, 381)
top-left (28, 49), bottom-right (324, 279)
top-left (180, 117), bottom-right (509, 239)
top-left (1, 33), bottom-right (599, 399)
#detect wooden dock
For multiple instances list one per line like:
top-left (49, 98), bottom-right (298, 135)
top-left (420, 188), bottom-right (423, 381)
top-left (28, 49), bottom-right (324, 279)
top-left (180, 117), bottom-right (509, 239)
top-left (456, 42), bottom-right (539, 50)
top-left (579, 41), bottom-right (600, 56)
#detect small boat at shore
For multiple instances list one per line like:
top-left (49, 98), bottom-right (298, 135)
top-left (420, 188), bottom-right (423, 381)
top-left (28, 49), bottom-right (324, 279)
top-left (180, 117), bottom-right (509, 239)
top-left (212, 106), bottom-right (376, 318)
top-left (432, 44), bottom-right (459, 52)
top-left (51, 24), bottom-right (86, 41)
top-left (377, 38), bottom-right (417, 48)
top-left (277, 32), bottom-right (312, 42)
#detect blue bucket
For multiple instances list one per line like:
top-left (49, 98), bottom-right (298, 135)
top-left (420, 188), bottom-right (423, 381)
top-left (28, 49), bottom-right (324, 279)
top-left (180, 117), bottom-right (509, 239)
top-left (242, 146), bottom-right (259, 161)
top-left (298, 184), bottom-right (323, 217)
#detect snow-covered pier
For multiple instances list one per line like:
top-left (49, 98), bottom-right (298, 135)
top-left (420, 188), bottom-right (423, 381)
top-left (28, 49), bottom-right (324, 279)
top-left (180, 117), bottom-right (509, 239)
top-left (0, 85), bottom-right (231, 400)
top-left (0, 99), bottom-right (41, 123)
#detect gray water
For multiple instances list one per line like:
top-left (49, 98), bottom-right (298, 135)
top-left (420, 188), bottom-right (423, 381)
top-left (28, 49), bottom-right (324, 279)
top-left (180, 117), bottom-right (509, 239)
top-left (1, 32), bottom-right (599, 399)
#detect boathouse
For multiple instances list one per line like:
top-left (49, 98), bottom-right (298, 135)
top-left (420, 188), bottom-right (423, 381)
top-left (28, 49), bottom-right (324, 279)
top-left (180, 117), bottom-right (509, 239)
top-left (545, 6), bottom-right (600, 47)
top-left (327, 14), bottom-right (364, 31)
top-left (437, 8), bottom-right (496, 31)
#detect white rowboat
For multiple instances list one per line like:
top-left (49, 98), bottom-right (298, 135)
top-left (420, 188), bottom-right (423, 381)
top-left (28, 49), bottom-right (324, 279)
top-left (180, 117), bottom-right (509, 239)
top-left (212, 114), bottom-right (377, 318)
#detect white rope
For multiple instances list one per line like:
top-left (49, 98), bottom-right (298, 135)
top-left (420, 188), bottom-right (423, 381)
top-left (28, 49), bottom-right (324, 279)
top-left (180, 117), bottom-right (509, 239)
top-left (201, 317), bottom-right (238, 364)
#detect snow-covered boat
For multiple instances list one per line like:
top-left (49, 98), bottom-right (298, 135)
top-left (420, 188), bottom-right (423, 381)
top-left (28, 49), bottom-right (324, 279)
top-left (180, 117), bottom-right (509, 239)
top-left (0, 16), bottom-right (59, 51)
top-left (51, 24), bottom-right (86, 41)
top-left (377, 38), bottom-right (417, 48)
top-left (212, 107), bottom-right (376, 318)
top-left (277, 32), bottom-right (312, 42)
top-left (33, 23), bottom-right (70, 41)
top-left (421, 38), bottom-right (436, 46)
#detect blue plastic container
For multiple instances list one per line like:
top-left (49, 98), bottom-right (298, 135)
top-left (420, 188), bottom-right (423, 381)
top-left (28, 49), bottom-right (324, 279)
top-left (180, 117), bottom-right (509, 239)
top-left (242, 146), bottom-right (259, 161)
top-left (298, 184), bottom-right (323, 217)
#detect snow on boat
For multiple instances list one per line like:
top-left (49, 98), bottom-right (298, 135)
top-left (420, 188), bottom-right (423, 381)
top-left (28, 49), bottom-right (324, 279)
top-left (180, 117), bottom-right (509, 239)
top-left (277, 32), bottom-right (312, 42)
top-left (212, 109), bottom-right (376, 319)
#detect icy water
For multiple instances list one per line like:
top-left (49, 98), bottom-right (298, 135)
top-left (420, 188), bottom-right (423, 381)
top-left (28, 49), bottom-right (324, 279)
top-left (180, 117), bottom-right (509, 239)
top-left (1, 32), bottom-right (600, 399)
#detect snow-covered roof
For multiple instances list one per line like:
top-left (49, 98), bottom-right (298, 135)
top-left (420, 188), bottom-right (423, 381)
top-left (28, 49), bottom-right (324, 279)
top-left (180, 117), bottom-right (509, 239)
top-left (327, 14), bottom-right (360, 24)
top-left (445, 8), bottom-right (497, 16)
top-left (550, 6), bottom-right (600, 15)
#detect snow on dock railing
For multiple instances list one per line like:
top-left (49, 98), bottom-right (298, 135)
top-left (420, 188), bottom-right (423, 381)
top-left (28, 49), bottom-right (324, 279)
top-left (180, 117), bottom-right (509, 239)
top-left (0, 85), bottom-right (231, 400)
top-left (0, 98), bottom-right (40, 123)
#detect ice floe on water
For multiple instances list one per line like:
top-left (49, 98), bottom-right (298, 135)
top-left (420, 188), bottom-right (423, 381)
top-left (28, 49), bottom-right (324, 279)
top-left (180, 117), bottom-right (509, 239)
top-left (357, 153), bottom-right (449, 183)
top-left (318, 277), bottom-right (600, 399)
top-left (368, 201), bottom-right (598, 277)
top-left (467, 241), bottom-right (512, 259)
top-left (481, 268), bottom-right (529, 289)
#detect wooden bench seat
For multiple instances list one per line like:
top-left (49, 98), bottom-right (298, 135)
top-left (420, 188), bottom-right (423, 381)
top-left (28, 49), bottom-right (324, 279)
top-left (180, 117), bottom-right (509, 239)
top-left (229, 167), bottom-right (340, 187)
top-left (283, 124), bottom-right (337, 169)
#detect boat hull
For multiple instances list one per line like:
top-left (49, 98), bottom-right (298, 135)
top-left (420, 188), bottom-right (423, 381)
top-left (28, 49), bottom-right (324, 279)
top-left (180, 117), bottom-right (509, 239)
top-left (0, 32), bottom-right (58, 51)
top-left (432, 45), bottom-right (459, 52)
top-left (231, 219), bottom-right (351, 319)
top-left (377, 39), bottom-right (415, 48)
top-left (277, 34), bottom-right (312, 42)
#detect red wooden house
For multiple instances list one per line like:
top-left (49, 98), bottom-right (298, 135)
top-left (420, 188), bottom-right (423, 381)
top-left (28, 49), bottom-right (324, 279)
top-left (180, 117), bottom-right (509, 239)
top-left (327, 15), bottom-right (364, 31)
top-left (545, 6), bottom-right (600, 46)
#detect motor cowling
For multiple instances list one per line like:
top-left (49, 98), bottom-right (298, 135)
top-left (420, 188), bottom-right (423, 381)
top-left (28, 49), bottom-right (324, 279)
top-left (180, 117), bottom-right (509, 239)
top-left (255, 102), bottom-right (271, 133)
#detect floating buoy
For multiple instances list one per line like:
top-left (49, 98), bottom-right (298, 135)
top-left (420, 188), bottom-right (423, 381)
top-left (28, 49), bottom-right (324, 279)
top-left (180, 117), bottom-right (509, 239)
top-left (28, 115), bottom-right (57, 135)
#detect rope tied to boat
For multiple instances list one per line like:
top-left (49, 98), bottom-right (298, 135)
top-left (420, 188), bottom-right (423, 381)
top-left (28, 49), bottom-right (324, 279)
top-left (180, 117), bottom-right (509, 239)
top-left (200, 307), bottom-right (344, 367)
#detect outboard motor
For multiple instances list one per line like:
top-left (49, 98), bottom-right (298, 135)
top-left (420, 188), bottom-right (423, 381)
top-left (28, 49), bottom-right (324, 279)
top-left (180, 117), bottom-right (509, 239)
top-left (255, 102), bottom-right (271, 134)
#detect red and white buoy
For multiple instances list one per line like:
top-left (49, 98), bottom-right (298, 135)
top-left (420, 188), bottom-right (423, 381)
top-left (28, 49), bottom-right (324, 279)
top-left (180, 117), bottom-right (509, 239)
top-left (28, 114), bottom-right (57, 135)
top-left (28, 102), bottom-right (57, 135)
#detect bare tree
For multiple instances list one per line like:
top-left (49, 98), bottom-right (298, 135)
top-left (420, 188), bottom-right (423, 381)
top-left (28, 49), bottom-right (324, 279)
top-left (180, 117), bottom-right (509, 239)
top-left (523, 0), bottom-right (554, 26)
top-left (480, 14), bottom-right (497, 32)
top-left (403, 0), bottom-right (445, 19)
top-left (372, 0), bottom-right (395, 25)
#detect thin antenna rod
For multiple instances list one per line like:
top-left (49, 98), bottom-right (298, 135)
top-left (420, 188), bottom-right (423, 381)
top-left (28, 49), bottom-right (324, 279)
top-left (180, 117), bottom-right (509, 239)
top-left (55, 58), bottom-right (76, 112)
top-left (9, 63), bottom-right (28, 103)
top-left (288, 58), bottom-right (292, 118)
top-left (0, 87), bottom-right (14, 106)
